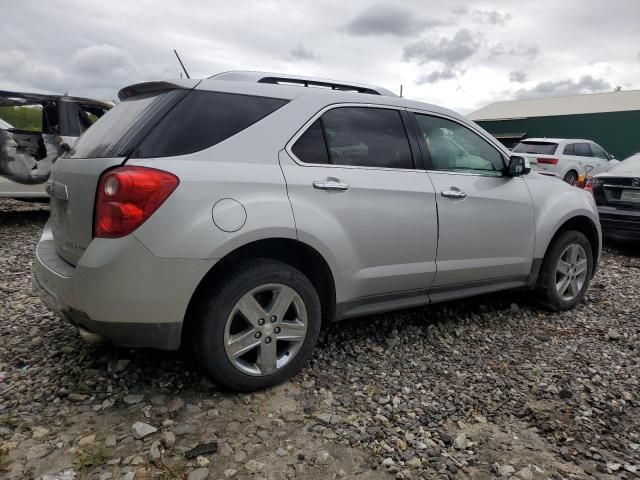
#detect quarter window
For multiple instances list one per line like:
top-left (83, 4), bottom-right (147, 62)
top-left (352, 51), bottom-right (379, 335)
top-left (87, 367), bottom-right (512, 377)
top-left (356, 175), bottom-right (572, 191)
top-left (414, 114), bottom-right (505, 174)
top-left (291, 119), bottom-right (329, 164)
top-left (563, 144), bottom-right (575, 155)
top-left (292, 107), bottom-right (414, 169)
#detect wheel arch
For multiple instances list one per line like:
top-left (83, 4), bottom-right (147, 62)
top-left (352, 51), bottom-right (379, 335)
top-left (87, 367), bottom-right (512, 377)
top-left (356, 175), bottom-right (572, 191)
top-left (563, 169), bottom-right (579, 183)
top-left (544, 215), bottom-right (600, 275)
top-left (181, 237), bottom-right (336, 347)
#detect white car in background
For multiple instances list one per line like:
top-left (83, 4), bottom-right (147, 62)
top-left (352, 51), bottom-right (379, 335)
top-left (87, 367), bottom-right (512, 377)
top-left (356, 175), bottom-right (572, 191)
top-left (512, 138), bottom-right (618, 184)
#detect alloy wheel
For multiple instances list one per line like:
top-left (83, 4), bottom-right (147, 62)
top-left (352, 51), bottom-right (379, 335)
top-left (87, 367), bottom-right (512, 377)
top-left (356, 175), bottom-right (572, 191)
top-left (555, 243), bottom-right (588, 302)
top-left (223, 283), bottom-right (308, 376)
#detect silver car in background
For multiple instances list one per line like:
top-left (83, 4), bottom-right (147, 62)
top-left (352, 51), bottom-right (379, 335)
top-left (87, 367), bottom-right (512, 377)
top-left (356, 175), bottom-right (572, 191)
top-left (513, 138), bottom-right (617, 184)
top-left (34, 72), bottom-right (601, 391)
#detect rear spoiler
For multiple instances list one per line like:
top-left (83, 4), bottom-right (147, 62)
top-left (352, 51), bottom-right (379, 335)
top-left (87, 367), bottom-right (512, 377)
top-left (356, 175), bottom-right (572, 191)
top-left (118, 79), bottom-right (201, 101)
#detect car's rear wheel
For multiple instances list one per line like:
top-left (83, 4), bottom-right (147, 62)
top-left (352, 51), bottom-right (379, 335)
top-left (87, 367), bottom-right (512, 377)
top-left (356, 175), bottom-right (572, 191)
top-left (193, 259), bottom-right (321, 392)
top-left (563, 170), bottom-right (578, 185)
top-left (535, 230), bottom-right (593, 311)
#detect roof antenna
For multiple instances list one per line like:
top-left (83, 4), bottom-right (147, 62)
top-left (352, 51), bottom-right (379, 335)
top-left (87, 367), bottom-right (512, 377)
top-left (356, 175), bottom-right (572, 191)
top-left (399, 84), bottom-right (403, 98)
top-left (173, 49), bottom-right (190, 79)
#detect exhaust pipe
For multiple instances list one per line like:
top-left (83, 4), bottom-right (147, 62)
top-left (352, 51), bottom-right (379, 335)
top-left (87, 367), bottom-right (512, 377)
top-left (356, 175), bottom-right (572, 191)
top-left (77, 325), bottom-right (106, 344)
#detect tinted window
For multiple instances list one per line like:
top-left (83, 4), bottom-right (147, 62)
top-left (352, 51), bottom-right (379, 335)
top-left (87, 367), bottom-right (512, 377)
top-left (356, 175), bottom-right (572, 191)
top-left (320, 107), bottom-right (413, 169)
top-left (513, 141), bottom-right (558, 155)
top-left (573, 143), bottom-right (593, 157)
top-left (415, 114), bottom-right (504, 174)
top-left (70, 90), bottom-right (182, 158)
top-left (133, 91), bottom-right (288, 158)
top-left (590, 143), bottom-right (608, 159)
top-left (563, 144), bottom-right (575, 155)
top-left (291, 119), bottom-right (329, 164)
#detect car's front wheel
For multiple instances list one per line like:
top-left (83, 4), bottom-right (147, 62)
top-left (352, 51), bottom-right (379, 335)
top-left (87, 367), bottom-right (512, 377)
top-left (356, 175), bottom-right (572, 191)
top-left (193, 259), bottom-right (321, 391)
top-left (535, 230), bottom-right (593, 310)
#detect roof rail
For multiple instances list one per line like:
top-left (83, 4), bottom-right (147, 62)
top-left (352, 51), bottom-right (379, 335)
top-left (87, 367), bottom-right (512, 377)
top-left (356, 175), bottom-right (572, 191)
top-left (208, 71), bottom-right (397, 97)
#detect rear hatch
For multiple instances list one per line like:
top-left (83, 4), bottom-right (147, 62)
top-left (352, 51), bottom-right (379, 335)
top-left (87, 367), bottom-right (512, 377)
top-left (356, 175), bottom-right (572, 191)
top-left (512, 140), bottom-right (560, 174)
top-left (49, 81), bottom-right (197, 265)
top-left (592, 174), bottom-right (640, 209)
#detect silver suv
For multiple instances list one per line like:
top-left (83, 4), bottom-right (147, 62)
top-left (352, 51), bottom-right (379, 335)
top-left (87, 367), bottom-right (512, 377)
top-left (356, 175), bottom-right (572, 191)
top-left (34, 72), bottom-right (601, 391)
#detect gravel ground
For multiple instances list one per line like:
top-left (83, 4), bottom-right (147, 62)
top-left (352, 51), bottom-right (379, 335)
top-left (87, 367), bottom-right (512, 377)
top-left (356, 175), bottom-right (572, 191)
top-left (1, 198), bottom-right (639, 480)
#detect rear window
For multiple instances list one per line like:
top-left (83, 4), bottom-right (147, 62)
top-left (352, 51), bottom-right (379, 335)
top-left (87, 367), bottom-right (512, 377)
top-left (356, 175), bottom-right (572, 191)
top-left (513, 141), bottom-right (558, 155)
top-left (70, 90), bottom-right (182, 158)
top-left (70, 90), bottom-right (288, 159)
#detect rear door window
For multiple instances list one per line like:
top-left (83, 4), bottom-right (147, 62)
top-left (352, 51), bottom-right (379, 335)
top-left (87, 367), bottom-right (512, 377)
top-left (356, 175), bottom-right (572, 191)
top-left (513, 141), bottom-right (558, 155)
top-left (322, 107), bottom-right (413, 169)
top-left (291, 107), bottom-right (414, 169)
top-left (573, 143), bottom-right (593, 157)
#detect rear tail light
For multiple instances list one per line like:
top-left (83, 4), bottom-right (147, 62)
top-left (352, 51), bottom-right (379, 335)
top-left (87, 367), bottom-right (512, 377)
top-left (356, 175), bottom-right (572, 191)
top-left (536, 157), bottom-right (559, 165)
top-left (584, 178), bottom-right (602, 196)
top-left (94, 166), bottom-right (179, 238)
top-left (584, 178), bottom-right (594, 192)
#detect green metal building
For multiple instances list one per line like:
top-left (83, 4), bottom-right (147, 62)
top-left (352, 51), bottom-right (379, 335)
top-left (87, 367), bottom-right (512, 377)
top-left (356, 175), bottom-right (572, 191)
top-left (468, 89), bottom-right (640, 160)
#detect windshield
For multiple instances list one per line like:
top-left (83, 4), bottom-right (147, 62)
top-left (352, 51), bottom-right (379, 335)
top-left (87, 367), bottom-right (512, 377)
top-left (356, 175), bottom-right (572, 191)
top-left (612, 154), bottom-right (640, 174)
top-left (513, 141), bottom-right (558, 155)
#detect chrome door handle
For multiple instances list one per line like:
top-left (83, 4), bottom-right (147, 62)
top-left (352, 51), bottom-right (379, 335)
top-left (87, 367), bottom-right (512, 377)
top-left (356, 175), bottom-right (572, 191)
top-left (441, 189), bottom-right (467, 199)
top-left (313, 179), bottom-right (350, 192)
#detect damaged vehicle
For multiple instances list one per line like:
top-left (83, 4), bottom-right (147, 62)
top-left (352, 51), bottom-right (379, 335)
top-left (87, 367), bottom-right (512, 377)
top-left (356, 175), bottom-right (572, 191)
top-left (0, 91), bottom-right (111, 199)
top-left (34, 72), bottom-right (601, 391)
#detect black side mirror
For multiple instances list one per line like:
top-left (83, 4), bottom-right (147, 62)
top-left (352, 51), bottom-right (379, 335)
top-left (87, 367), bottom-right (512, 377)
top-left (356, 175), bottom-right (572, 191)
top-left (507, 155), bottom-right (531, 176)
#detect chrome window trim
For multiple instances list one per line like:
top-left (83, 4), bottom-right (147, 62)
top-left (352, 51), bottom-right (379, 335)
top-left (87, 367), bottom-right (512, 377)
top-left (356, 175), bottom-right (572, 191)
top-left (284, 102), bottom-right (426, 173)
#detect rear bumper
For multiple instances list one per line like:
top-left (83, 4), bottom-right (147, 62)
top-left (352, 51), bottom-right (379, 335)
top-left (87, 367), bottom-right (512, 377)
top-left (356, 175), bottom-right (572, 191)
top-left (33, 221), bottom-right (216, 350)
top-left (598, 205), bottom-right (640, 241)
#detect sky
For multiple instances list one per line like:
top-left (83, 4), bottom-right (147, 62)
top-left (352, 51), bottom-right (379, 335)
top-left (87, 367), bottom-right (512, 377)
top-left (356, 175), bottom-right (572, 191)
top-left (1, 0), bottom-right (639, 114)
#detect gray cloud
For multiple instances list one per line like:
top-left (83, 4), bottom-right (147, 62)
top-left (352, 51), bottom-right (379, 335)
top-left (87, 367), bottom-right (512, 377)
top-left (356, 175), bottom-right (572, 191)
top-left (346, 4), bottom-right (442, 37)
top-left (452, 6), bottom-right (469, 16)
top-left (491, 42), bottom-right (539, 59)
top-left (509, 70), bottom-right (527, 83)
top-left (514, 75), bottom-right (611, 99)
top-left (289, 44), bottom-right (317, 61)
top-left (72, 44), bottom-right (136, 80)
top-left (1, 0), bottom-right (639, 112)
top-left (403, 29), bottom-right (480, 66)
top-left (416, 70), bottom-right (456, 84)
top-left (472, 10), bottom-right (512, 26)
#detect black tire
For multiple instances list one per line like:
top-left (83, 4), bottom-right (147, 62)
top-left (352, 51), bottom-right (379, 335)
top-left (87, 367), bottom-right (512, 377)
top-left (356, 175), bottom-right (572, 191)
top-left (563, 170), bottom-right (578, 185)
top-left (192, 259), bottom-right (321, 392)
top-left (535, 230), bottom-right (593, 311)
